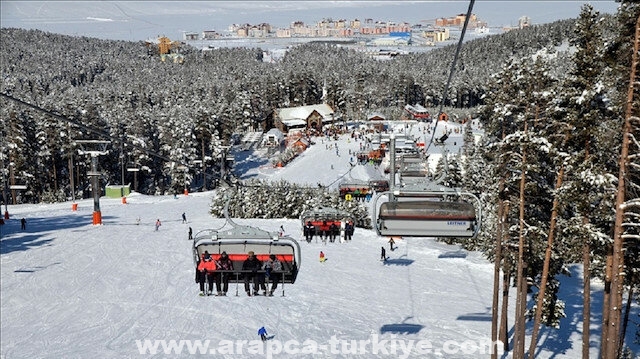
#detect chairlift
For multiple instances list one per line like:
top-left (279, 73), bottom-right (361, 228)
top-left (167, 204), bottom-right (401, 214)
top-left (300, 206), bottom-right (354, 229)
top-left (338, 180), bottom-right (371, 201)
top-left (374, 193), bottom-right (479, 238)
top-left (368, 179), bottom-right (389, 192)
top-left (191, 195), bottom-right (302, 295)
top-left (192, 225), bottom-right (301, 285)
top-left (372, 135), bottom-right (482, 239)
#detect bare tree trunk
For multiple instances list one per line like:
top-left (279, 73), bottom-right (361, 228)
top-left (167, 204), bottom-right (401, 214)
top-left (601, 252), bottom-right (612, 359)
top-left (582, 239), bottom-right (591, 359)
top-left (201, 140), bottom-right (207, 191)
top-left (582, 142), bottom-right (592, 359)
top-left (491, 179), bottom-right (506, 359)
top-left (603, 13), bottom-right (640, 359)
top-left (618, 284), bottom-right (634, 357)
top-left (52, 162), bottom-right (58, 192)
top-left (528, 166), bottom-right (564, 357)
top-left (501, 258), bottom-right (511, 352)
top-left (513, 152), bottom-right (527, 359)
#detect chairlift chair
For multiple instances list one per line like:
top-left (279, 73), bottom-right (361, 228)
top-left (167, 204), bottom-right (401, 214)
top-left (372, 135), bottom-right (481, 239)
top-left (300, 207), bottom-right (354, 228)
top-left (374, 193), bottom-right (479, 238)
top-left (300, 206), bottom-right (355, 243)
top-left (192, 224), bottom-right (301, 285)
top-left (191, 195), bottom-right (301, 296)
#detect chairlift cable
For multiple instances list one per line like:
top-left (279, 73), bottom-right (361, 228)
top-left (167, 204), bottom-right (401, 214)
top-left (1, 92), bottom-right (192, 169)
top-left (426, 0), bottom-right (475, 153)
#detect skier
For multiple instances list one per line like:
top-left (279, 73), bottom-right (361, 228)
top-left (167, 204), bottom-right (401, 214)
top-left (182, 212), bottom-right (187, 223)
top-left (214, 251), bottom-right (233, 296)
top-left (278, 225), bottom-right (285, 237)
top-left (196, 251), bottom-right (216, 296)
top-left (242, 251), bottom-right (266, 296)
top-left (381, 246), bottom-right (386, 262)
top-left (188, 226), bottom-right (193, 240)
top-left (388, 237), bottom-right (396, 251)
top-left (319, 251), bottom-right (326, 263)
top-left (258, 326), bottom-right (268, 341)
top-left (155, 218), bottom-right (161, 231)
top-left (20, 217), bottom-right (26, 230)
top-left (262, 254), bottom-right (283, 296)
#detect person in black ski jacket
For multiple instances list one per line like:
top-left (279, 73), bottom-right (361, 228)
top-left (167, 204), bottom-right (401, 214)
top-left (242, 251), bottom-right (265, 296)
top-left (344, 221), bottom-right (354, 241)
top-left (215, 251), bottom-right (233, 296)
top-left (329, 222), bottom-right (338, 242)
top-left (303, 221), bottom-right (315, 243)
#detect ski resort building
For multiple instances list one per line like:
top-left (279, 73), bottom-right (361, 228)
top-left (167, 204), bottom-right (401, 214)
top-left (273, 104), bottom-right (335, 133)
top-left (403, 104), bottom-right (430, 121)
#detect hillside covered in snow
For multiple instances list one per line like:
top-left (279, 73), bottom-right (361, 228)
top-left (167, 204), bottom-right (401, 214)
top-left (2, 120), bottom-right (637, 359)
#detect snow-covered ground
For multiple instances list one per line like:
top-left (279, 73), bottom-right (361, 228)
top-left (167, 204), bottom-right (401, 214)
top-left (1, 120), bottom-right (637, 359)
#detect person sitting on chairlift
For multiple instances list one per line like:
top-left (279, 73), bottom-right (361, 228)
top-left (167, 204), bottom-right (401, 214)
top-left (214, 251), bottom-right (233, 296)
top-left (243, 251), bottom-right (266, 296)
top-left (304, 221), bottom-right (315, 243)
top-left (262, 254), bottom-right (283, 296)
top-left (196, 251), bottom-right (216, 296)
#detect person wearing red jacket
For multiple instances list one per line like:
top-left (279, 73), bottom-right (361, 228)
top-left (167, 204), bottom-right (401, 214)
top-left (196, 251), bottom-right (216, 296)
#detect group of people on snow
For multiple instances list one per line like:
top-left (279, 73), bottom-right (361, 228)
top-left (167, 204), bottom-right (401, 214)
top-left (196, 250), bottom-right (283, 297)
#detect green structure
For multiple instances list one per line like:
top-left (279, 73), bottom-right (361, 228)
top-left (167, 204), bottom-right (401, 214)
top-left (105, 185), bottom-right (131, 198)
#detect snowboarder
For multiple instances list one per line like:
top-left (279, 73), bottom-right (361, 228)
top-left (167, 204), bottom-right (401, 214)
top-left (381, 246), bottom-right (386, 262)
top-left (188, 226), bottom-right (193, 240)
top-left (262, 254), bottom-right (283, 296)
top-left (155, 219), bottom-right (161, 231)
top-left (20, 217), bottom-right (26, 230)
top-left (319, 251), bottom-right (326, 263)
top-left (196, 251), bottom-right (216, 296)
top-left (258, 326), bottom-right (268, 341)
top-left (182, 212), bottom-right (187, 223)
top-left (278, 225), bottom-right (285, 237)
top-left (242, 251), bottom-right (266, 296)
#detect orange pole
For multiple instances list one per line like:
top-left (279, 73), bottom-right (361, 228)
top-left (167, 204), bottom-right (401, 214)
top-left (92, 211), bottom-right (102, 225)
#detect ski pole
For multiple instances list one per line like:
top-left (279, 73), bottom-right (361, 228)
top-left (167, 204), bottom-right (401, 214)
top-left (235, 272), bottom-right (239, 296)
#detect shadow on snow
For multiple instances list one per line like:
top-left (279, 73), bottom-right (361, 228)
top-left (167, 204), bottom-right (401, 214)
top-left (0, 214), bottom-right (93, 255)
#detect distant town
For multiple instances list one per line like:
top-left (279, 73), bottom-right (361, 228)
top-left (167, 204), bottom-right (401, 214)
top-left (180, 13), bottom-right (533, 46)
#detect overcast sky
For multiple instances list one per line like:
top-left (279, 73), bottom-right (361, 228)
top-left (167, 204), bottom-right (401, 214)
top-left (1, 1), bottom-right (621, 41)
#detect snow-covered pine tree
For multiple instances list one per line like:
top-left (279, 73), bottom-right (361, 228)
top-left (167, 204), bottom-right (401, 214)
top-left (209, 179), bottom-right (370, 228)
